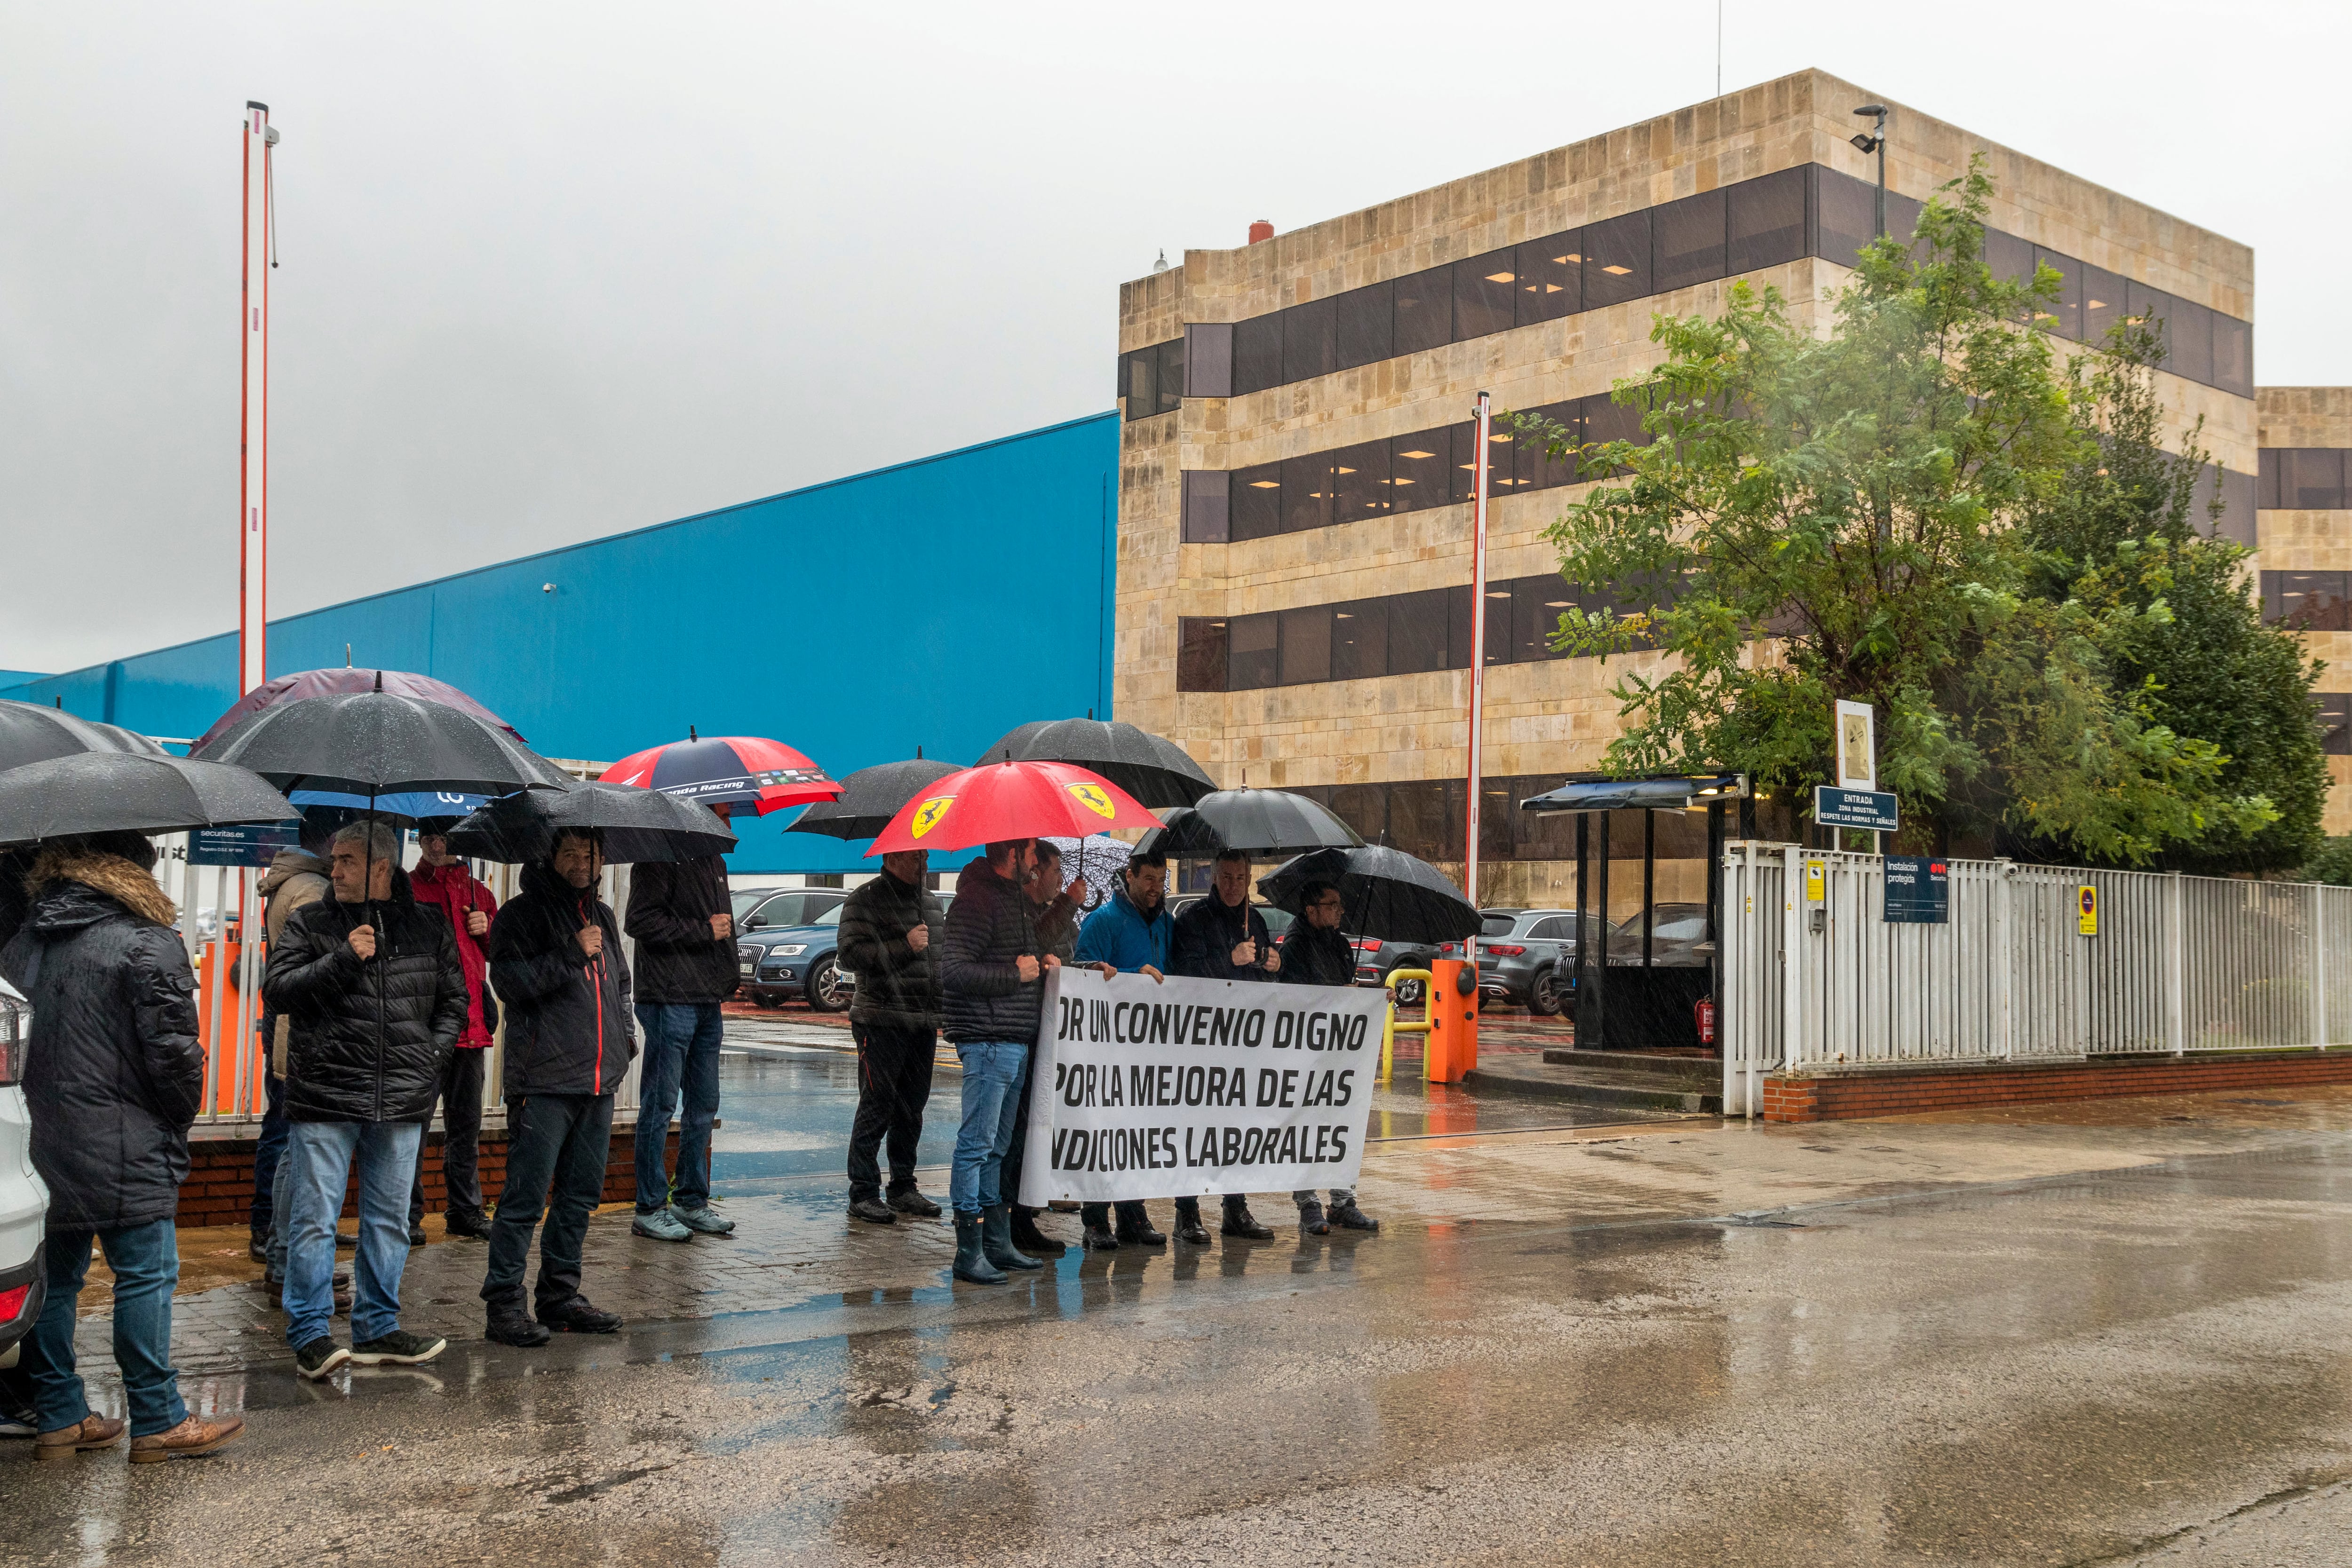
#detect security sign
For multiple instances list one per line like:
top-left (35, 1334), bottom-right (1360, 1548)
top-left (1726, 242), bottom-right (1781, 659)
top-left (1804, 861), bottom-right (1827, 903)
top-left (910, 795), bottom-right (956, 838)
top-left (1066, 782), bottom-right (1118, 820)
top-left (2077, 884), bottom-right (2098, 937)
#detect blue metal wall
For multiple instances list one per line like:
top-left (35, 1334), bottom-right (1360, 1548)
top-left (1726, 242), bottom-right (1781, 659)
top-left (2, 413), bottom-right (1121, 873)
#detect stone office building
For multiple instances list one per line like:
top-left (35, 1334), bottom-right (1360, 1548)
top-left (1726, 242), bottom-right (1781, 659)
top-left (1113, 66), bottom-right (2344, 912)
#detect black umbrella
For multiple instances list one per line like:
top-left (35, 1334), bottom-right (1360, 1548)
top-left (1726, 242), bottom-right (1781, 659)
top-left (445, 780), bottom-right (738, 865)
top-left (978, 719), bottom-right (1215, 810)
top-left (0, 698), bottom-right (165, 773)
top-left (191, 684), bottom-right (572, 798)
top-left (1133, 790), bottom-right (1363, 858)
top-left (0, 752), bottom-right (295, 847)
top-left (1256, 845), bottom-right (1481, 945)
top-left (787, 757), bottom-right (964, 841)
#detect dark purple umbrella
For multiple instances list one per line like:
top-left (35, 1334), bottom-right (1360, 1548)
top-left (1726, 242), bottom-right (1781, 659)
top-left (193, 668), bottom-right (526, 752)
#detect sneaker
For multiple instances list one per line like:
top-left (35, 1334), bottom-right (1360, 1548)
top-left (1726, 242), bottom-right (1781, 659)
top-left (887, 1188), bottom-right (941, 1218)
top-left (408, 1224), bottom-right (429, 1247)
top-left (295, 1338), bottom-right (351, 1381)
top-left (848, 1196), bottom-right (897, 1226)
top-left (1329, 1199), bottom-right (1381, 1232)
top-left (33, 1414), bottom-right (125, 1460)
top-left (444, 1210), bottom-right (494, 1240)
top-left (1299, 1200), bottom-right (1331, 1236)
top-left (538, 1297), bottom-right (622, 1334)
top-left (673, 1204), bottom-right (734, 1236)
top-left (129, 1414), bottom-right (245, 1463)
top-left (485, 1310), bottom-right (552, 1348)
top-left (631, 1207), bottom-right (693, 1243)
top-left (350, 1329), bottom-right (446, 1366)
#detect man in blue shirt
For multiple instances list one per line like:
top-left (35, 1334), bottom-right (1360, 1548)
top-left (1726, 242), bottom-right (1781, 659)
top-left (1070, 853), bottom-right (1173, 1251)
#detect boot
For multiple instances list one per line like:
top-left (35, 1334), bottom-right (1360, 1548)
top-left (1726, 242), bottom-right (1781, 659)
top-left (1081, 1221), bottom-right (1120, 1251)
top-left (1009, 1205), bottom-right (1066, 1257)
top-left (486, 1304), bottom-right (552, 1348)
top-left (444, 1208), bottom-right (494, 1240)
top-left (953, 1212), bottom-right (1005, 1284)
top-left (888, 1186), bottom-right (942, 1218)
top-left (1113, 1204), bottom-right (1166, 1247)
top-left (1171, 1199), bottom-right (1211, 1246)
top-left (848, 1195), bottom-right (897, 1226)
top-left (1298, 1199), bottom-right (1330, 1236)
top-left (1328, 1197), bottom-right (1381, 1232)
top-left (130, 1414), bottom-right (244, 1463)
top-left (981, 1205), bottom-right (1042, 1271)
top-left (247, 1227), bottom-right (269, 1265)
top-left (1221, 1196), bottom-right (1274, 1240)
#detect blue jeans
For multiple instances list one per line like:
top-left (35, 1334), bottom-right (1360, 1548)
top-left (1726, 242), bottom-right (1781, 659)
top-left (950, 1040), bottom-right (1028, 1215)
top-left (25, 1221), bottom-right (185, 1437)
top-left (633, 1003), bottom-right (722, 1214)
top-left (283, 1121), bottom-right (420, 1349)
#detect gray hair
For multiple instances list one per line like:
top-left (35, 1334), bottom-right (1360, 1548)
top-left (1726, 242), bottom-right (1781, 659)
top-left (333, 820), bottom-right (401, 864)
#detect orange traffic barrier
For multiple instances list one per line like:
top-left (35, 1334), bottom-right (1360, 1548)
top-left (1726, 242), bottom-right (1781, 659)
top-left (195, 932), bottom-right (265, 1116)
top-left (1423, 958), bottom-right (1480, 1083)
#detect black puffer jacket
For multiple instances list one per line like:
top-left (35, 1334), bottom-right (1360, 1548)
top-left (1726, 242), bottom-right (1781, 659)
top-left (489, 862), bottom-right (636, 1097)
top-left (1278, 921), bottom-right (1356, 989)
top-left (1171, 894), bottom-right (1277, 983)
top-left (263, 874), bottom-right (468, 1124)
top-left (939, 857), bottom-right (1045, 1044)
top-left (0, 860), bottom-right (203, 1233)
top-left (839, 869), bottom-right (944, 1031)
top-left (624, 855), bottom-right (736, 1004)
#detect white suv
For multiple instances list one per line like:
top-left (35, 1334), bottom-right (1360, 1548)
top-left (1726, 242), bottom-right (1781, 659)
top-left (0, 980), bottom-right (45, 1367)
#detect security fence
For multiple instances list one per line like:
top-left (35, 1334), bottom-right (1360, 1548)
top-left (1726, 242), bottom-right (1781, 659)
top-left (1718, 843), bottom-right (2352, 1117)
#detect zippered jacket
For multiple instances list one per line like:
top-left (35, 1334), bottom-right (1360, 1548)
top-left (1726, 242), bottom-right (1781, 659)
top-left (1074, 887), bottom-right (1173, 974)
top-left (839, 869), bottom-right (943, 1031)
top-left (489, 861), bottom-right (636, 1098)
top-left (939, 857), bottom-right (1045, 1044)
top-left (409, 859), bottom-right (500, 1047)
top-left (1170, 893), bottom-right (1276, 983)
top-left (623, 854), bottom-right (736, 1004)
top-left (264, 871), bottom-right (467, 1124)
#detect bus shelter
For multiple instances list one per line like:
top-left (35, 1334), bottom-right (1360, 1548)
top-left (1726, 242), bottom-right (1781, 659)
top-left (1518, 773), bottom-right (1749, 1052)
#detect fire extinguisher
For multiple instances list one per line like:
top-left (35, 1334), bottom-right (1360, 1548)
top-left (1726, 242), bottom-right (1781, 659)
top-left (1694, 997), bottom-right (1717, 1047)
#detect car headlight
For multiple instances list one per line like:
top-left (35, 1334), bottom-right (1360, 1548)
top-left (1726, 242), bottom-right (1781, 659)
top-left (769, 944), bottom-right (808, 958)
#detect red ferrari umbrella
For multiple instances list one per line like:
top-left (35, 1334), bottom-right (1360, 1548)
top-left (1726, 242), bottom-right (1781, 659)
top-left (866, 760), bottom-right (1160, 857)
top-left (600, 729), bottom-right (841, 817)
top-left (193, 667), bottom-right (526, 751)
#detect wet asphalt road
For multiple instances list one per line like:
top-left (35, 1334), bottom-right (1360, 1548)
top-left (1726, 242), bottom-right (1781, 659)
top-left (12, 1057), bottom-right (2352, 1567)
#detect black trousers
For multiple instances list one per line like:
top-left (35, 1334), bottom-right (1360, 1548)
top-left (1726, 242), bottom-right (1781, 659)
top-left (481, 1093), bottom-right (613, 1314)
top-left (847, 1020), bottom-right (935, 1201)
top-left (409, 1047), bottom-right (487, 1227)
top-left (1080, 1201), bottom-right (1152, 1229)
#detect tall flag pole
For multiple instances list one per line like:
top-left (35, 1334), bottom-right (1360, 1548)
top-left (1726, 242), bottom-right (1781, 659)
top-left (1463, 390), bottom-right (1492, 967)
top-left (238, 101), bottom-right (275, 697)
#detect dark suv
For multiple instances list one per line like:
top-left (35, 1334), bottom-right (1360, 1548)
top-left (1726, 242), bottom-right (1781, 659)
top-left (1473, 908), bottom-right (1578, 1015)
top-left (739, 887), bottom-right (845, 933)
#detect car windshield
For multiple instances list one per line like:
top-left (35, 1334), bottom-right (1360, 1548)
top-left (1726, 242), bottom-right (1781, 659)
top-left (731, 890), bottom-right (773, 921)
top-left (1613, 906), bottom-right (1709, 938)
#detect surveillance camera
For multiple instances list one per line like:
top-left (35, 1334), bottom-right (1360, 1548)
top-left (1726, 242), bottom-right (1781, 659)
top-left (542, 583), bottom-right (556, 594)
top-left (1850, 133), bottom-right (1880, 153)
top-left (263, 126), bottom-right (281, 146)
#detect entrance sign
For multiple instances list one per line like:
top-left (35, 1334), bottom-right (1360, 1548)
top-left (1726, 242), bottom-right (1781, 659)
top-left (1835, 699), bottom-right (1877, 789)
top-left (1017, 966), bottom-right (1383, 1206)
top-left (1883, 855), bottom-right (1950, 924)
top-left (189, 824), bottom-right (301, 868)
top-left (1815, 785), bottom-right (1899, 832)
top-left (2077, 884), bottom-right (2098, 937)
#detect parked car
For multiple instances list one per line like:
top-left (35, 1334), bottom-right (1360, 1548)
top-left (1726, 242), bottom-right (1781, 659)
top-left (0, 979), bottom-right (47, 1369)
top-left (1352, 934), bottom-right (1442, 1004)
top-left (830, 892), bottom-right (953, 1008)
top-left (730, 886), bottom-right (783, 926)
top-left (1166, 896), bottom-right (1295, 947)
top-left (738, 887), bottom-right (846, 933)
top-left (1608, 902), bottom-right (1713, 966)
top-left (1471, 908), bottom-right (1579, 1015)
top-left (737, 904), bottom-right (853, 1013)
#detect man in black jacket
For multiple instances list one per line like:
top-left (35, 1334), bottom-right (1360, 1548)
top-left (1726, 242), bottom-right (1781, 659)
top-left (999, 841), bottom-right (1101, 1258)
top-left (264, 820), bottom-right (468, 1380)
top-left (837, 849), bottom-right (945, 1227)
top-left (1168, 848), bottom-right (1280, 1244)
top-left (623, 846), bottom-right (735, 1243)
top-left (480, 829), bottom-right (635, 1346)
top-left (2, 834), bottom-right (245, 1462)
top-left (938, 839), bottom-right (1054, 1284)
top-left (1279, 880), bottom-right (1378, 1236)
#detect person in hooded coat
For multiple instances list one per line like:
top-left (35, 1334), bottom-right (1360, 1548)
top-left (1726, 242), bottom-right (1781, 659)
top-left (1, 832), bottom-right (245, 1462)
top-left (1276, 880), bottom-right (1378, 1235)
top-left (407, 825), bottom-right (501, 1241)
top-left (478, 827), bottom-right (635, 1347)
top-left (263, 819), bottom-right (468, 1381)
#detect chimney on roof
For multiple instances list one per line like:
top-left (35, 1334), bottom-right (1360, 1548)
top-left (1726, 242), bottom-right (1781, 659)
top-left (1247, 219), bottom-right (1274, 245)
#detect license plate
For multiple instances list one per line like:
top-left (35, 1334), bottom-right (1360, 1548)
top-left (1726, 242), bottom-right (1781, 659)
top-left (738, 962), bottom-right (755, 976)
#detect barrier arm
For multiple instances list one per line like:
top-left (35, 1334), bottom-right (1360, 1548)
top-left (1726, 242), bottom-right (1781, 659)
top-left (1383, 969), bottom-right (1435, 1085)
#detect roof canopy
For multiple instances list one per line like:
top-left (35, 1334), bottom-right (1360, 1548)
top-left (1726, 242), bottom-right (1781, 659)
top-left (1518, 772), bottom-right (1748, 815)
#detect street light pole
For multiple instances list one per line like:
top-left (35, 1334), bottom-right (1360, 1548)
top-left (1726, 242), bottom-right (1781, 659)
top-left (1463, 391), bottom-right (1492, 971)
top-left (1851, 103), bottom-right (1890, 238)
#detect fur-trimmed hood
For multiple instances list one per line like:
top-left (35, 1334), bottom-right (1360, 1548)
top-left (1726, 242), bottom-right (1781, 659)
top-left (24, 850), bottom-right (178, 929)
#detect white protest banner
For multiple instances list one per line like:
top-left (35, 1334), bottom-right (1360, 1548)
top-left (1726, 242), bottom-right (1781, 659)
top-left (1015, 966), bottom-right (1384, 1206)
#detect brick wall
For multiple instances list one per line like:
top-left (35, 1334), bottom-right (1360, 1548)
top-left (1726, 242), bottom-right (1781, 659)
top-left (1761, 1051), bottom-right (2352, 1123)
top-left (175, 1123), bottom-right (679, 1229)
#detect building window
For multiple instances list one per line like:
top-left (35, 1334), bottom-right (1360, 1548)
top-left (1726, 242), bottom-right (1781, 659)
top-left (1231, 461), bottom-right (1283, 541)
top-left (1281, 454), bottom-right (1332, 534)
top-left (1278, 604), bottom-right (1334, 685)
top-left (1393, 265), bottom-right (1454, 357)
top-left (1653, 189), bottom-right (1727, 294)
top-left (1283, 295), bottom-right (1337, 384)
top-left (1233, 313), bottom-right (1284, 396)
top-left (1229, 614), bottom-right (1279, 690)
top-left (2319, 694), bottom-right (2352, 757)
top-left (2080, 264), bottom-right (2127, 346)
top-left (2034, 246), bottom-right (2083, 340)
top-left (1183, 322), bottom-right (1232, 398)
top-left (1515, 235), bottom-right (1580, 324)
top-left (1813, 165), bottom-right (1878, 267)
top-left (1390, 429), bottom-right (1453, 514)
top-left (2280, 450), bottom-right (2347, 511)
top-left (1452, 249), bottom-right (1520, 341)
top-left (1727, 167), bottom-right (1806, 275)
top-left (1335, 280), bottom-right (1395, 371)
top-left (1177, 618), bottom-right (1229, 693)
top-left (1180, 470), bottom-right (1230, 544)
top-left (1328, 440), bottom-right (1391, 521)
top-left (1581, 209), bottom-right (1653, 310)
top-left (1389, 587), bottom-right (1453, 676)
top-left (2263, 571), bottom-right (2352, 631)
top-left (1331, 598), bottom-right (1390, 682)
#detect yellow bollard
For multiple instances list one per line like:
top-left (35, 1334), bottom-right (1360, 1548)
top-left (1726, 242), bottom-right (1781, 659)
top-left (1383, 969), bottom-right (1434, 1085)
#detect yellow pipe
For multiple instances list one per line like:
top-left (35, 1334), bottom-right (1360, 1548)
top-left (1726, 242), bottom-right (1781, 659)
top-left (1382, 968), bottom-right (1434, 1086)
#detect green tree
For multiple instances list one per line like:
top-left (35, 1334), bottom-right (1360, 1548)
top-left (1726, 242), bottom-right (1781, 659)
top-left (1537, 160), bottom-right (2272, 864)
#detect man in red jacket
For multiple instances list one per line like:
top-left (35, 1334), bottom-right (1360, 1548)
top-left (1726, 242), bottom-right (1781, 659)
top-left (408, 826), bottom-right (500, 1241)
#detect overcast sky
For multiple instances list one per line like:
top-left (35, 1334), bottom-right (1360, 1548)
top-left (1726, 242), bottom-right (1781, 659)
top-left (4, 1), bottom-right (2347, 675)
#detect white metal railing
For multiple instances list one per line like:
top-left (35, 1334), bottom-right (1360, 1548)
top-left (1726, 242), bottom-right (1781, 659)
top-left (1718, 842), bottom-right (2352, 1117)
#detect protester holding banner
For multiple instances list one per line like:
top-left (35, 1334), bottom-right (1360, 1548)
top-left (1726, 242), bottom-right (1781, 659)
top-left (837, 849), bottom-right (946, 1227)
top-left (1279, 880), bottom-right (1379, 1236)
top-left (998, 841), bottom-right (1099, 1259)
top-left (1167, 848), bottom-right (1279, 1243)
top-left (938, 838), bottom-right (1053, 1283)
top-left (1072, 852), bottom-right (1173, 1250)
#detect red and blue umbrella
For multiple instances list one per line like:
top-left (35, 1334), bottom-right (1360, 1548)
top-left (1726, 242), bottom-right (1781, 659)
top-left (601, 729), bottom-right (841, 817)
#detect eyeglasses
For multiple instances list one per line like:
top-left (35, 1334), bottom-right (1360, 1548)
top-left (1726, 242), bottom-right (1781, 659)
top-left (1310, 898), bottom-right (1343, 911)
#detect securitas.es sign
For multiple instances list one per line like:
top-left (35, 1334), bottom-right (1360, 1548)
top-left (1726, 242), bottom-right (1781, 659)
top-left (1883, 855), bottom-right (1949, 925)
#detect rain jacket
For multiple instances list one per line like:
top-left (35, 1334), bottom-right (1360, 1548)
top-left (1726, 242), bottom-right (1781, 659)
top-left (1278, 921), bottom-right (1356, 988)
top-left (488, 861), bottom-right (635, 1098)
top-left (939, 856), bottom-right (1046, 1044)
top-left (838, 869), bottom-right (944, 1032)
top-left (263, 871), bottom-right (468, 1124)
top-left (1074, 886), bottom-right (1172, 974)
top-left (259, 846), bottom-right (330, 1076)
top-left (624, 855), bottom-right (736, 1005)
top-left (1170, 893), bottom-right (1277, 984)
top-left (0, 853), bottom-right (203, 1234)
top-left (410, 859), bottom-right (500, 1047)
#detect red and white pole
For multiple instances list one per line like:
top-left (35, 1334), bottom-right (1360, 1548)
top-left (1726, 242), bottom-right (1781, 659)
top-left (238, 101), bottom-right (274, 697)
top-left (1463, 390), bottom-right (1492, 966)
